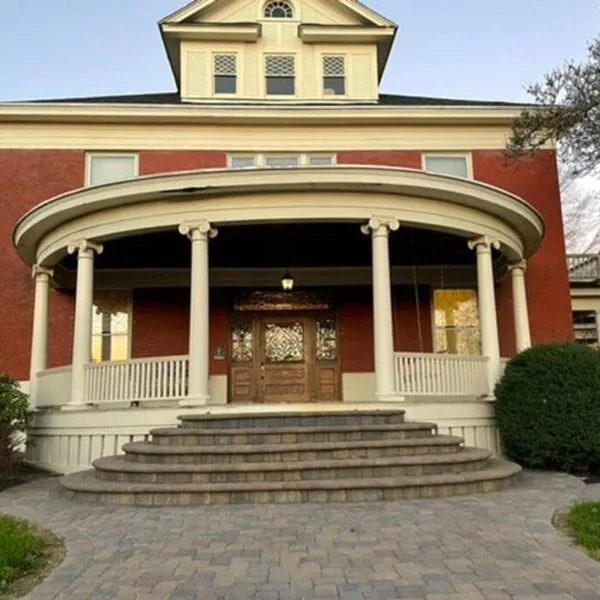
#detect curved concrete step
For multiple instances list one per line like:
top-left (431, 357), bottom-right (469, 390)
top-left (150, 422), bottom-right (438, 446)
top-left (94, 448), bottom-right (492, 483)
top-left (178, 409), bottom-right (406, 430)
top-left (122, 435), bottom-right (465, 464)
top-left (61, 459), bottom-right (522, 505)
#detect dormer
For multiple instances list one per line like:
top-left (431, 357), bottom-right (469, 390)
top-left (160, 0), bottom-right (397, 103)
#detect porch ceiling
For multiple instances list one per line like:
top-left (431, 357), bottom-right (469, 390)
top-left (14, 166), bottom-right (545, 266)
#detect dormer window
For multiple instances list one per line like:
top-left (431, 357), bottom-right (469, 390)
top-left (264, 1), bottom-right (293, 19)
top-left (214, 54), bottom-right (238, 95)
top-left (266, 55), bottom-right (296, 95)
top-left (323, 55), bottom-right (346, 96)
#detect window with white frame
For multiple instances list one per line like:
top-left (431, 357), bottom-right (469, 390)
top-left (214, 54), bottom-right (238, 95)
top-left (87, 154), bottom-right (138, 187)
top-left (92, 292), bottom-right (131, 362)
top-left (264, 1), bottom-right (294, 18)
top-left (228, 154), bottom-right (336, 169)
top-left (434, 290), bottom-right (481, 356)
top-left (424, 155), bottom-right (470, 178)
top-left (323, 55), bottom-right (346, 96)
top-left (266, 55), bottom-right (296, 96)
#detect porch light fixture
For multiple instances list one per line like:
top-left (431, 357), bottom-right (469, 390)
top-left (281, 270), bottom-right (295, 291)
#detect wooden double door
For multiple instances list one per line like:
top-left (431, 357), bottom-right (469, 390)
top-left (230, 314), bottom-right (340, 403)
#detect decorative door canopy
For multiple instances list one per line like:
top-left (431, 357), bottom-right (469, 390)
top-left (233, 291), bottom-right (332, 312)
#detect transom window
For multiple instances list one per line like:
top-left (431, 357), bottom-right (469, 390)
top-left (424, 155), bottom-right (470, 178)
top-left (87, 154), bottom-right (138, 187)
top-left (434, 290), bottom-right (481, 356)
top-left (264, 1), bottom-right (294, 18)
top-left (214, 54), bottom-right (237, 95)
top-left (229, 154), bottom-right (336, 169)
top-left (265, 55), bottom-right (296, 96)
top-left (92, 293), bottom-right (131, 362)
top-left (323, 55), bottom-right (346, 96)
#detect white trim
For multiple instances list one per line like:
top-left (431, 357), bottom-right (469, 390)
top-left (422, 152), bottom-right (473, 179)
top-left (85, 152), bottom-right (140, 187)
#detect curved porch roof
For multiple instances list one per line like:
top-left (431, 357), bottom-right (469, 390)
top-left (14, 166), bottom-right (545, 266)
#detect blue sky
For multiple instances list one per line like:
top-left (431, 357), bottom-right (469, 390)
top-left (0, 0), bottom-right (598, 102)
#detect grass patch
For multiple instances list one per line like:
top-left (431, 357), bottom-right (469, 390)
top-left (0, 516), bottom-right (64, 599)
top-left (567, 502), bottom-right (600, 562)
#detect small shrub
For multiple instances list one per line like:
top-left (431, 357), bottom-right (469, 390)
top-left (0, 516), bottom-right (48, 589)
top-left (495, 342), bottom-right (600, 475)
top-left (0, 374), bottom-right (32, 478)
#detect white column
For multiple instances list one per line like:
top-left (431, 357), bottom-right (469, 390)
top-left (362, 216), bottom-right (401, 401)
top-left (179, 221), bottom-right (218, 407)
top-left (509, 260), bottom-right (532, 352)
top-left (65, 240), bottom-right (103, 409)
top-left (29, 265), bottom-right (54, 409)
top-left (468, 236), bottom-right (501, 396)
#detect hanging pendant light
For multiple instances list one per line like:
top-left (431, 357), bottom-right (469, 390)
top-left (281, 270), bottom-right (295, 291)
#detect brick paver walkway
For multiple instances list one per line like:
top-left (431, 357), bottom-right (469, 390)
top-left (2, 472), bottom-right (600, 599)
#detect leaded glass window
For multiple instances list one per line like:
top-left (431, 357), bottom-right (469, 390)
top-left (323, 55), bottom-right (346, 96)
top-left (264, 1), bottom-right (293, 18)
top-left (214, 54), bottom-right (237, 94)
top-left (316, 318), bottom-right (337, 361)
top-left (434, 290), bottom-right (481, 356)
top-left (266, 55), bottom-right (296, 95)
top-left (265, 322), bottom-right (304, 363)
top-left (92, 292), bottom-right (130, 362)
top-left (232, 322), bottom-right (254, 362)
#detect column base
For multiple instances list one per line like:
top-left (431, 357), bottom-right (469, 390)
top-left (374, 392), bottom-right (406, 403)
top-left (179, 396), bottom-right (211, 408)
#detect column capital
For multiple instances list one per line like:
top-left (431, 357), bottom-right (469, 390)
top-left (508, 259), bottom-right (527, 274)
top-left (179, 221), bottom-right (218, 241)
top-left (468, 236), bottom-right (500, 252)
top-left (32, 265), bottom-right (54, 280)
top-left (361, 216), bottom-right (400, 236)
top-left (67, 240), bottom-right (104, 257)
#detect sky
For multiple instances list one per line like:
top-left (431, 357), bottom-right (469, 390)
top-left (0, 0), bottom-right (598, 103)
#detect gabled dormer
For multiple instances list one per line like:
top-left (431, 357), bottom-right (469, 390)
top-left (160, 0), bottom-right (397, 103)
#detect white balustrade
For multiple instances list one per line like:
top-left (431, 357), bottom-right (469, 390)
top-left (394, 352), bottom-right (489, 397)
top-left (36, 366), bottom-right (73, 408)
top-left (84, 356), bottom-right (189, 405)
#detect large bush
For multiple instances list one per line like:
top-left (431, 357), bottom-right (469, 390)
top-left (495, 342), bottom-right (600, 475)
top-left (0, 374), bottom-right (32, 477)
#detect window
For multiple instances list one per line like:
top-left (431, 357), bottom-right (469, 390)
top-left (87, 154), bottom-right (138, 187)
top-left (323, 55), bottom-right (346, 96)
top-left (214, 54), bottom-right (237, 95)
top-left (573, 311), bottom-right (599, 346)
top-left (424, 155), bottom-right (470, 178)
top-left (434, 290), bottom-right (481, 356)
top-left (266, 55), bottom-right (295, 96)
top-left (228, 153), bottom-right (336, 168)
top-left (264, 1), bottom-right (293, 18)
top-left (92, 293), bottom-right (130, 362)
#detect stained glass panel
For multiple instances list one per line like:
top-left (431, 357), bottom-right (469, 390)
top-left (317, 318), bottom-right (337, 361)
top-left (434, 290), bottom-right (481, 356)
top-left (232, 322), bottom-right (254, 362)
top-left (265, 322), bottom-right (304, 363)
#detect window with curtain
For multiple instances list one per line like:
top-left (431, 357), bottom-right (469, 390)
top-left (92, 293), bottom-right (131, 362)
top-left (434, 289), bottom-right (481, 355)
top-left (424, 155), bottom-right (469, 178)
top-left (87, 154), bottom-right (138, 186)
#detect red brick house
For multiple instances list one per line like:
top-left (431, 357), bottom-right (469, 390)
top-left (0, 0), bottom-right (572, 474)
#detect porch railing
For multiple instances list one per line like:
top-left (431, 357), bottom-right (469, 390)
top-left (394, 352), bottom-right (489, 396)
top-left (36, 366), bottom-right (72, 408)
top-left (567, 254), bottom-right (600, 282)
top-left (84, 355), bottom-right (189, 405)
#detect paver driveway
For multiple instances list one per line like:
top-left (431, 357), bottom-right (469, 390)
top-left (1, 471), bottom-right (600, 599)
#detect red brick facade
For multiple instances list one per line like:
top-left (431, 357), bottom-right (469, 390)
top-left (0, 148), bottom-right (572, 380)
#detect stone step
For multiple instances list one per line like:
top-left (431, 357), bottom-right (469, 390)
top-left (177, 409), bottom-right (406, 430)
top-left (61, 459), bottom-right (522, 506)
top-left (150, 422), bottom-right (437, 446)
top-left (94, 448), bottom-right (492, 484)
top-left (122, 435), bottom-right (464, 465)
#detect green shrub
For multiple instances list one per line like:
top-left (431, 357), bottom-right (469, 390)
top-left (0, 374), bottom-right (32, 477)
top-left (495, 342), bottom-right (600, 475)
top-left (0, 516), bottom-right (47, 589)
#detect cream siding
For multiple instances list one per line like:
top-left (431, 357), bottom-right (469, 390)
top-left (184, 51), bottom-right (209, 98)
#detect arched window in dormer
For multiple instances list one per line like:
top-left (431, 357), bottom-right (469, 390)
top-left (264, 1), bottom-right (294, 19)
